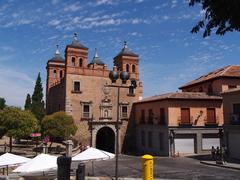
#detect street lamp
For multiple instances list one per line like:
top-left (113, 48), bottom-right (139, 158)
top-left (218, 128), bottom-right (224, 164)
top-left (109, 66), bottom-right (130, 180)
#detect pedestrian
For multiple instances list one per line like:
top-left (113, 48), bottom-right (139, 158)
top-left (211, 146), bottom-right (216, 160)
top-left (216, 146), bottom-right (220, 161)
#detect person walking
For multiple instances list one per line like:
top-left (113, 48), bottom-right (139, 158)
top-left (211, 146), bottom-right (216, 160)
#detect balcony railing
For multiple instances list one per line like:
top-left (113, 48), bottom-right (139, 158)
top-left (177, 116), bottom-right (193, 126)
top-left (204, 116), bottom-right (219, 126)
top-left (82, 112), bottom-right (90, 119)
top-left (121, 112), bottom-right (128, 119)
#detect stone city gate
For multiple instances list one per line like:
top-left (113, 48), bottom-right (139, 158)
top-left (92, 124), bottom-right (117, 153)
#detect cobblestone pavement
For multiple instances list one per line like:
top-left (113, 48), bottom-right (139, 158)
top-left (82, 155), bottom-right (240, 180)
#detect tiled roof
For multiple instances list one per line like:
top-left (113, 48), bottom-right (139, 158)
top-left (179, 65), bottom-right (240, 89)
top-left (221, 87), bottom-right (240, 94)
top-left (114, 42), bottom-right (138, 58)
top-left (136, 92), bottom-right (222, 103)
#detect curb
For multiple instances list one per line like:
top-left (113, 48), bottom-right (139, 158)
top-left (200, 161), bottom-right (240, 171)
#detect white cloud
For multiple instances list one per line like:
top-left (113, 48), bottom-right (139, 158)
top-left (48, 19), bottom-right (61, 26)
top-left (0, 65), bottom-right (35, 107)
top-left (51, 0), bottom-right (59, 5)
top-left (135, 0), bottom-right (144, 3)
top-left (96, 0), bottom-right (116, 5)
top-left (171, 0), bottom-right (177, 8)
top-left (0, 45), bottom-right (15, 52)
top-left (163, 15), bottom-right (170, 20)
top-left (64, 2), bottom-right (81, 12)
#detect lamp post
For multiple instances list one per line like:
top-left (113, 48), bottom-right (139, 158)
top-left (108, 66), bottom-right (130, 180)
top-left (218, 128), bottom-right (224, 164)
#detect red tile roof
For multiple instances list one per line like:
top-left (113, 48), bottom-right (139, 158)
top-left (136, 92), bottom-right (222, 104)
top-left (179, 65), bottom-right (240, 89)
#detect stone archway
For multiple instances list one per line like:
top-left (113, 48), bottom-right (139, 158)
top-left (96, 126), bottom-right (115, 153)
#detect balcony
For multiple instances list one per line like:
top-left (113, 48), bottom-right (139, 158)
top-left (204, 116), bottom-right (219, 127)
top-left (177, 116), bottom-right (193, 127)
top-left (81, 112), bottom-right (91, 120)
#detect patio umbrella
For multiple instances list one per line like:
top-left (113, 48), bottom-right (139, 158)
top-left (13, 153), bottom-right (58, 176)
top-left (72, 147), bottom-right (115, 175)
top-left (0, 153), bottom-right (30, 175)
top-left (72, 147), bottom-right (115, 162)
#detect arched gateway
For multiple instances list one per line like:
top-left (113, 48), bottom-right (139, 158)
top-left (96, 126), bottom-right (115, 153)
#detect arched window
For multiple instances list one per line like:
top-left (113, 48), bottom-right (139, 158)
top-left (60, 70), bottom-right (63, 78)
top-left (53, 69), bottom-right (57, 78)
top-left (71, 57), bottom-right (76, 66)
top-left (126, 64), bottom-right (129, 72)
top-left (132, 64), bottom-right (136, 73)
top-left (79, 58), bottom-right (83, 67)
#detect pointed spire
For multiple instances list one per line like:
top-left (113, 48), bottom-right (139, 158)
top-left (73, 32), bottom-right (78, 41)
top-left (55, 44), bottom-right (60, 55)
top-left (94, 48), bottom-right (99, 58)
top-left (123, 41), bottom-right (128, 49)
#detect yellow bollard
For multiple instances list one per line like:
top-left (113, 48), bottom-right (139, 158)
top-left (141, 154), bottom-right (154, 180)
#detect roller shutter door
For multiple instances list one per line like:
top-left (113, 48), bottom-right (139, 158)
top-left (175, 138), bottom-right (195, 154)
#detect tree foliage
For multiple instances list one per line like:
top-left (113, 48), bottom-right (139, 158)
top-left (190, 0), bottom-right (240, 37)
top-left (0, 98), bottom-right (6, 110)
top-left (0, 107), bottom-right (39, 151)
top-left (31, 73), bottom-right (45, 122)
top-left (24, 94), bottom-right (32, 110)
top-left (41, 111), bottom-right (77, 141)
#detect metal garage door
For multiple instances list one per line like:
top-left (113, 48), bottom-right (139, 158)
top-left (175, 138), bottom-right (195, 154)
top-left (202, 138), bottom-right (220, 150)
top-left (229, 133), bottom-right (240, 159)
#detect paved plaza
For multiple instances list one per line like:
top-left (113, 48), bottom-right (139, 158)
top-left (82, 155), bottom-right (240, 180)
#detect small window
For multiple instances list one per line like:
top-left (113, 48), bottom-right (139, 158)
top-left (148, 109), bottom-right (153, 124)
top-left (121, 106), bottom-right (128, 118)
top-left (141, 130), bottom-right (145, 147)
top-left (79, 58), bottom-right (83, 67)
top-left (126, 64), bottom-right (129, 72)
top-left (132, 65), bottom-right (136, 73)
top-left (73, 81), bottom-right (80, 92)
top-left (60, 70), bottom-right (63, 78)
top-left (159, 108), bottom-right (165, 125)
top-left (199, 87), bottom-right (203, 92)
top-left (83, 104), bottom-right (90, 118)
top-left (141, 109), bottom-right (145, 124)
top-left (71, 57), bottom-right (76, 66)
top-left (159, 133), bottom-right (164, 150)
top-left (129, 86), bottom-right (134, 95)
top-left (180, 108), bottom-right (190, 124)
top-left (53, 69), bottom-right (57, 78)
top-left (148, 131), bottom-right (153, 148)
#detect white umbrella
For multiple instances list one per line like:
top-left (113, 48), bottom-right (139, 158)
top-left (72, 147), bottom-right (115, 175)
top-left (72, 147), bottom-right (115, 162)
top-left (0, 153), bottom-right (30, 175)
top-left (13, 153), bottom-right (57, 176)
top-left (0, 153), bottom-right (30, 167)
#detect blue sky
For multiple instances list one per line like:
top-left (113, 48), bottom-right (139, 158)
top-left (0, 0), bottom-right (240, 107)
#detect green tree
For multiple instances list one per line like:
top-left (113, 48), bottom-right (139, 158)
top-left (31, 73), bottom-right (45, 122)
top-left (41, 111), bottom-right (77, 145)
top-left (190, 0), bottom-right (240, 37)
top-left (0, 107), bottom-right (39, 152)
top-left (24, 93), bottom-right (32, 110)
top-left (0, 98), bottom-right (6, 110)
